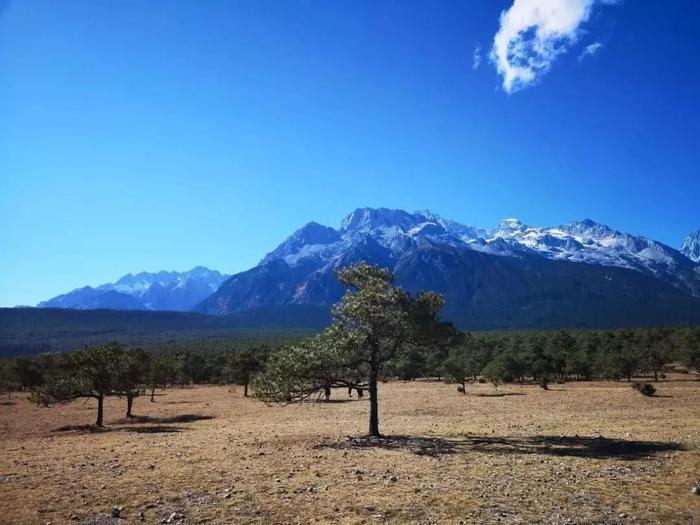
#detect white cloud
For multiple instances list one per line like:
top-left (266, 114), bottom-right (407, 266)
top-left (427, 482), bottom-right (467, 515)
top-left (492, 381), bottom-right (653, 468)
top-left (473, 45), bottom-right (482, 70)
top-left (578, 41), bottom-right (603, 61)
top-left (490, 0), bottom-right (606, 93)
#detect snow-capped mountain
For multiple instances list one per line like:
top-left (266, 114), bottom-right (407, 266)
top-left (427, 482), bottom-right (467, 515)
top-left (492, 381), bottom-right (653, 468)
top-left (255, 209), bottom-right (699, 294)
top-left (39, 267), bottom-right (228, 311)
top-left (470, 218), bottom-right (700, 297)
top-left (197, 208), bottom-right (700, 328)
top-left (36, 209), bottom-right (699, 328)
top-left (682, 231), bottom-right (700, 263)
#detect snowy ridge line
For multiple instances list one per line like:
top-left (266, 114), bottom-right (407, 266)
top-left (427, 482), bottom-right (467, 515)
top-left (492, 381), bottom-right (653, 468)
top-left (261, 208), bottom-right (699, 296)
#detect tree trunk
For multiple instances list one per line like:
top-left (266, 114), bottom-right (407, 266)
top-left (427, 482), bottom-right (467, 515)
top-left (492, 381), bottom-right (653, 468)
top-left (150, 385), bottom-right (156, 402)
top-left (461, 379), bottom-right (466, 394)
top-left (126, 394), bottom-right (134, 418)
top-left (244, 380), bottom-right (249, 397)
top-left (654, 370), bottom-right (658, 381)
top-left (96, 394), bottom-right (104, 427)
top-left (368, 360), bottom-right (380, 438)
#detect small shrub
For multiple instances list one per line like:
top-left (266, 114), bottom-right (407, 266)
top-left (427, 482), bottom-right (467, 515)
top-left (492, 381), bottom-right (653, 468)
top-left (640, 383), bottom-right (656, 396)
top-left (632, 382), bottom-right (656, 397)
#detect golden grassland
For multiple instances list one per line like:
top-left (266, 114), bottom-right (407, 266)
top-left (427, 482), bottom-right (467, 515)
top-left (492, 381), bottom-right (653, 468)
top-left (1, 378), bottom-right (699, 525)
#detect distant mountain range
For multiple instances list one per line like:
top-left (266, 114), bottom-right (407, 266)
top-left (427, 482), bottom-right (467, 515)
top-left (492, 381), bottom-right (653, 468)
top-left (37, 209), bottom-right (700, 329)
top-left (38, 267), bottom-right (228, 312)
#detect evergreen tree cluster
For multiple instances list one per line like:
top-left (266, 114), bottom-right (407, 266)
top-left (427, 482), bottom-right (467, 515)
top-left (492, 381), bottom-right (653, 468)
top-left (0, 342), bottom-right (271, 426)
top-left (438, 327), bottom-right (700, 389)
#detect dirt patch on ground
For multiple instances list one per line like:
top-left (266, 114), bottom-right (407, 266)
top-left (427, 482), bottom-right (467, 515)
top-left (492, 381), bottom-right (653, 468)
top-left (1, 379), bottom-right (699, 524)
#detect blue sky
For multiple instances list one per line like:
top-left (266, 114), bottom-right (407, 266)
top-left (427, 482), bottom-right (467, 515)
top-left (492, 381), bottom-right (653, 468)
top-left (1, 0), bottom-right (699, 306)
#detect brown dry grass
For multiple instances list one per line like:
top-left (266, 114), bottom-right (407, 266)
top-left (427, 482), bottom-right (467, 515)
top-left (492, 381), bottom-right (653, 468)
top-left (1, 378), bottom-right (699, 525)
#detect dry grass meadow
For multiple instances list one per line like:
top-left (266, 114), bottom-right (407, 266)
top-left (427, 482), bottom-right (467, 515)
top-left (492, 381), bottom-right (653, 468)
top-left (1, 378), bottom-right (699, 524)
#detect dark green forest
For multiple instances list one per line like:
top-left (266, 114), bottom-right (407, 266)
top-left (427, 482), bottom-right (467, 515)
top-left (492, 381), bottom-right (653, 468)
top-left (0, 306), bottom-right (329, 357)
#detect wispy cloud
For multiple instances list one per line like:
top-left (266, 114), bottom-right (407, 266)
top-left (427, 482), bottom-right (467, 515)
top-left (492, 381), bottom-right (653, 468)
top-left (473, 45), bottom-right (482, 70)
top-left (578, 41), bottom-right (603, 61)
top-left (490, 0), bottom-right (610, 93)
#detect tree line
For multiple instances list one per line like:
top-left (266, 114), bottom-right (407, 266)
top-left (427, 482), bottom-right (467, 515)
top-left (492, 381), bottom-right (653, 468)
top-left (439, 326), bottom-right (700, 391)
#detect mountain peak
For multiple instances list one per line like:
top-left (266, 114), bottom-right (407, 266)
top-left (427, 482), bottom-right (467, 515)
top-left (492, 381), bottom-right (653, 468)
top-left (186, 265), bottom-right (221, 277)
top-left (559, 218), bottom-right (614, 238)
top-left (497, 218), bottom-right (526, 231)
top-left (288, 221), bottom-right (339, 244)
top-left (261, 221), bottom-right (341, 264)
top-left (39, 268), bottom-right (229, 311)
top-left (681, 230), bottom-right (700, 263)
top-left (340, 207), bottom-right (423, 233)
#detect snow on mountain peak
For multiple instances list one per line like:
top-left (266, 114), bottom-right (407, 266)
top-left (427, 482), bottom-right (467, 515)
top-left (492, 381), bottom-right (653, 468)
top-left (559, 219), bottom-right (614, 239)
top-left (255, 207), bottom-right (699, 297)
top-left (340, 207), bottom-right (426, 233)
top-left (38, 267), bottom-right (229, 311)
top-left (681, 230), bottom-right (700, 263)
top-left (261, 222), bottom-right (342, 265)
top-left (498, 218), bottom-right (526, 231)
top-left (408, 221), bottom-right (448, 237)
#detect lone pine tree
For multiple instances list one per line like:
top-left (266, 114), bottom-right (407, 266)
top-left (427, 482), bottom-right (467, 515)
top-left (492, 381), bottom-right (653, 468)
top-left (253, 262), bottom-right (454, 437)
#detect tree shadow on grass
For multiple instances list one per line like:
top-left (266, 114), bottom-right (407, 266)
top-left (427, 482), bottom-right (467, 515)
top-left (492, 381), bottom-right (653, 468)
top-left (52, 423), bottom-right (184, 434)
top-left (52, 414), bottom-right (213, 433)
top-left (470, 392), bottom-right (526, 397)
top-left (120, 425), bottom-right (183, 434)
top-left (315, 434), bottom-right (685, 460)
top-left (116, 414), bottom-right (215, 425)
top-left (288, 397), bottom-right (363, 405)
top-left (52, 424), bottom-right (110, 433)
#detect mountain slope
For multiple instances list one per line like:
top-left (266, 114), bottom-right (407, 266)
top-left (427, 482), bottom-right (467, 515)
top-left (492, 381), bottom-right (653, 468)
top-left (395, 245), bottom-right (700, 329)
top-left (197, 208), bottom-right (700, 328)
top-left (38, 267), bottom-right (228, 312)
